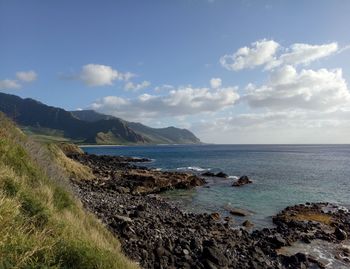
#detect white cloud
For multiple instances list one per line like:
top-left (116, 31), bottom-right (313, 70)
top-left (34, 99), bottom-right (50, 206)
top-left (210, 78), bottom-right (222, 89)
top-left (16, 70), bottom-right (37, 82)
top-left (267, 42), bottom-right (338, 69)
top-left (154, 84), bottom-right (175, 92)
top-left (124, 80), bottom-right (151, 91)
top-left (221, 40), bottom-right (342, 71)
top-left (78, 64), bottom-right (133, 87)
top-left (220, 39), bottom-right (279, 71)
top-left (244, 65), bottom-right (350, 111)
top-left (0, 79), bottom-right (21, 90)
top-left (90, 85), bottom-right (239, 121)
top-left (193, 109), bottom-right (350, 144)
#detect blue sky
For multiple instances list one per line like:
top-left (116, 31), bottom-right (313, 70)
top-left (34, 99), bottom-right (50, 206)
top-left (1, 0), bottom-right (350, 143)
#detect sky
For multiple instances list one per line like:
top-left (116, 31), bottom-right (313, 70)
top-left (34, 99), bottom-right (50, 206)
top-left (1, 0), bottom-right (350, 144)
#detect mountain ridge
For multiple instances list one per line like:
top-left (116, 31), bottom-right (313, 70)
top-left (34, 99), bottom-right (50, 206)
top-left (71, 110), bottom-right (201, 144)
top-left (0, 92), bottom-right (201, 145)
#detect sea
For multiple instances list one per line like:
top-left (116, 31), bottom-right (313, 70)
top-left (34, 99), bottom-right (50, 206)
top-left (82, 144), bottom-right (350, 229)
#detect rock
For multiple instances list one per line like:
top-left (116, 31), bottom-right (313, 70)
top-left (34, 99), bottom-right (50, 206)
top-left (215, 172), bottom-right (228, 178)
top-left (201, 171), bottom-right (216, 177)
top-left (268, 234), bottom-right (287, 248)
top-left (229, 207), bottom-right (250, 217)
top-left (202, 246), bottom-right (228, 266)
top-left (335, 227), bottom-right (347, 241)
top-left (201, 171), bottom-right (228, 178)
top-left (68, 152), bottom-right (350, 269)
top-left (114, 214), bottom-right (133, 223)
top-left (242, 220), bottom-right (254, 228)
top-left (115, 186), bottom-right (130, 193)
top-left (202, 259), bottom-right (218, 269)
top-left (210, 212), bottom-right (220, 221)
top-left (232, 175), bottom-right (252, 187)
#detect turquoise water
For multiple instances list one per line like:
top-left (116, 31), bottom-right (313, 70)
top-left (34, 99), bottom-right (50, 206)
top-left (82, 144), bottom-right (350, 228)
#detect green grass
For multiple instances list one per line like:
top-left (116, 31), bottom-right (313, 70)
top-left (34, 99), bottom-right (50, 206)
top-left (0, 113), bottom-right (138, 269)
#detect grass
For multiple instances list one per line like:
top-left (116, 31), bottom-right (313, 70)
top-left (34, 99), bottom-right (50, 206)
top-left (0, 113), bottom-right (138, 269)
top-left (292, 212), bottom-right (334, 225)
top-left (47, 143), bottom-right (94, 181)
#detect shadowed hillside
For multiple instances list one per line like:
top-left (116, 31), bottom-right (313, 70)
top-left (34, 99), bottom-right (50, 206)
top-left (0, 92), bottom-right (201, 145)
top-left (72, 110), bottom-right (202, 144)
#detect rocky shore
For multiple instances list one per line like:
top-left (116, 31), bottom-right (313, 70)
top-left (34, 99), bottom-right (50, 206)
top-left (69, 153), bottom-right (350, 269)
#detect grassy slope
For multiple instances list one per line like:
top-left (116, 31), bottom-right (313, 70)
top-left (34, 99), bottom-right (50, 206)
top-left (0, 113), bottom-right (138, 269)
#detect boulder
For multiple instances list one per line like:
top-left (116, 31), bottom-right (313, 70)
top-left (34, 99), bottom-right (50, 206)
top-left (215, 172), bottom-right (228, 178)
top-left (202, 246), bottom-right (228, 266)
top-left (201, 171), bottom-right (228, 178)
top-left (210, 212), bottom-right (221, 221)
top-left (242, 220), bottom-right (254, 228)
top-left (201, 171), bottom-right (216, 177)
top-left (334, 227), bottom-right (347, 241)
top-left (228, 207), bottom-right (250, 217)
top-left (232, 175), bottom-right (252, 187)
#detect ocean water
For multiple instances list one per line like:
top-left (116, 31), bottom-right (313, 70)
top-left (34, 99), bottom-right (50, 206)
top-left (82, 144), bottom-right (350, 228)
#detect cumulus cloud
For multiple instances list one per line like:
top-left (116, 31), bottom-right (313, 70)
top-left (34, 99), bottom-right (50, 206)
top-left (210, 78), bottom-right (222, 89)
top-left (124, 80), bottom-right (151, 91)
top-left (154, 84), bottom-right (175, 92)
top-left (193, 108), bottom-right (350, 143)
top-left (244, 65), bottom-right (350, 111)
top-left (16, 70), bottom-right (37, 82)
top-left (90, 86), bottom-right (239, 120)
top-left (267, 42), bottom-right (338, 69)
top-left (78, 64), bottom-right (134, 87)
top-left (0, 79), bottom-right (21, 90)
top-left (220, 39), bottom-right (279, 71)
top-left (221, 40), bottom-right (341, 71)
top-left (0, 70), bottom-right (38, 91)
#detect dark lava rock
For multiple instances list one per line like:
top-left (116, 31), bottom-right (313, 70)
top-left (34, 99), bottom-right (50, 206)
top-left (232, 175), bottom-right (252, 187)
top-left (335, 227), bottom-right (347, 241)
top-left (202, 246), bottom-right (228, 266)
top-left (215, 172), bottom-right (228, 178)
top-left (229, 207), bottom-right (250, 217)
top-left (242, 220), bottom-right (254, 228)
top-left (66, 152), bottom-right (350, 269)
top-left (201, 171), bottom-right (228, 178)
top-left (201, 171), bottom-right (216, 177)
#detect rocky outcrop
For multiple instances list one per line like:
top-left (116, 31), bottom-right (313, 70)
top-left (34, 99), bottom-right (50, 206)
top-left (201, 171), bottom-right (228, 178)
top-left (68, 152), bottom-right (350, 269)
top-left (69, 153), bottom-right (205, 194)
top-left (232, 175), bottom-right (252, 187)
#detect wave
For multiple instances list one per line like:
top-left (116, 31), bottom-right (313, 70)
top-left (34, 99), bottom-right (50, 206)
top-left (152, 168), bottom-right (162, 171)
top-left (228, 175), bottom-right (239, 180)
top-left (176, 166), bottom-right (210, 172)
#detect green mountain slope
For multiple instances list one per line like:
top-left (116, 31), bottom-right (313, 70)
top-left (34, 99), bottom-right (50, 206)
top-left (0, 112), bottom-right (138, 268)
top-left (72, 110), bottom-right (201, 144)
top-left (0, 92), bottom-right (201, 144)
top-left (0, 93), bottom-right (146, 144)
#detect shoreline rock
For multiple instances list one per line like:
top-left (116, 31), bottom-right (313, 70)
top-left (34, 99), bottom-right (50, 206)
top-left (68, 152), bottom-right (350, 269)
top-left (201, 171), bottom-right (228, 178)
top-left (232, 175), bottom-right (252, 187)
top-left (69, 153), bottom-right (206, 194)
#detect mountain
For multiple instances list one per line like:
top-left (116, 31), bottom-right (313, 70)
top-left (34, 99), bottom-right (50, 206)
top-left (0, 92), bottom-right (201, 144)
top-left (72, 110), bottom-right (201, 144)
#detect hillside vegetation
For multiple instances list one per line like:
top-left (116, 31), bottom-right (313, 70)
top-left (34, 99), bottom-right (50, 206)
top-left (0, 92), bottom-right (201, 145)
top-left (0, 113), bottom-right (138, 269)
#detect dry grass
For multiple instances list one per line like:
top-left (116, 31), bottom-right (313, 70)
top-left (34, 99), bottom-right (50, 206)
top-left (0, 112), bottom-right (139, 269)
top-left (48, 144), bottom-right (94, 181)
top-left (58, 143), bottom-right (84, 155)
top-left (290, 212), bottom-right (334, 225)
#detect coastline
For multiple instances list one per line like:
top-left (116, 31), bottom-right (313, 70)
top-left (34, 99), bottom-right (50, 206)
top-left (67, 152), bottom-right (350, 269)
